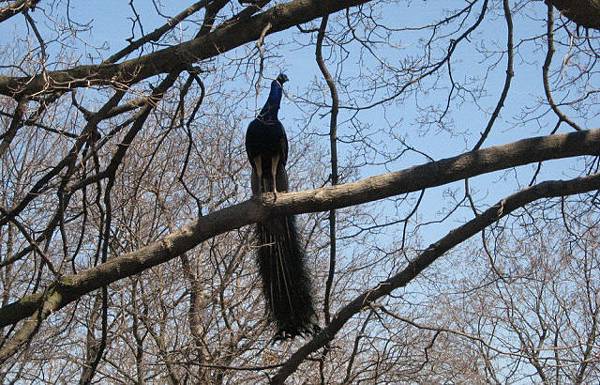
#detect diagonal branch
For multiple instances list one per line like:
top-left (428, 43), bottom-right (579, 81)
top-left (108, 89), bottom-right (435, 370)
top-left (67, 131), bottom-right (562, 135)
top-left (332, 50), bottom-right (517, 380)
top-left (0, 0), bottom-right (373, 97)
top-left (0, 98), bottom-right (27, 158)
top-left (0, 128), bottom-right (599, 331)
top-left (472, 0), bottom-right (514, 150)
top-left (271, 171), bottom-right (600, 384)
top-left (0, 0), bottom-right (40, 23)
top-left (105, 0), bottom-right (212, 64)
top-left (0, 285), bottom-right (61, 364)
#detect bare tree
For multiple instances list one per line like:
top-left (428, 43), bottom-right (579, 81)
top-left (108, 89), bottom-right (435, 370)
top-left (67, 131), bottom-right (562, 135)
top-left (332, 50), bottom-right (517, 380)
top-left (0, 0), bottom-right (598, 383)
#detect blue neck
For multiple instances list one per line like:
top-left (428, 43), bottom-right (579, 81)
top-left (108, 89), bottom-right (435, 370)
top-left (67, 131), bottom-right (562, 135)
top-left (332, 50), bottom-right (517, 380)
top-left (259, 80), bottom-right (283, 120)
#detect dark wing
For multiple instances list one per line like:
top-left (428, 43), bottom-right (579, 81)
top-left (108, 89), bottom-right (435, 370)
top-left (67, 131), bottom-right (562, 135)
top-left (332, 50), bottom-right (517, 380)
top-left (246, 119), bottom-right (260, 163)
top-left (276, 121), bottom-right (289, 166)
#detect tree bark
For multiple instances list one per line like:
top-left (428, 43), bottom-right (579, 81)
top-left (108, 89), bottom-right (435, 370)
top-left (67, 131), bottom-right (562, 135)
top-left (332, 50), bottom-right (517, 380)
top-left (547, 0), bottom-right (600, 29)
top-left (0, 0), bottom-right (40, 23)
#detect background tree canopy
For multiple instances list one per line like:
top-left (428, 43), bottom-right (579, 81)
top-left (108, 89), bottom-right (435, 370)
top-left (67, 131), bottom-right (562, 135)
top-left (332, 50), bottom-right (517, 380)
top-left (0, 0), bottom-right (598, 383)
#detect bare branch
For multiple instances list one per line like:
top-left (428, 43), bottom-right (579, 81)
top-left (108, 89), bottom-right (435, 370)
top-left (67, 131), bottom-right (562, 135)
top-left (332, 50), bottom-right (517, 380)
top-left (0, 128), bottom-right (599, 330)
top-left (105, 0), bottom-right (211, 64)
top-left (272, 171), bottom-right (600, 384)
top-left (0, 0), bottom-right (374, 98)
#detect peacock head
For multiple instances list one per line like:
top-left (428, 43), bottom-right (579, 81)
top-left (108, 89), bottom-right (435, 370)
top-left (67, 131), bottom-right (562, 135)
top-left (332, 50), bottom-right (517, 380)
top-left (276, 73), bottom-right (289, 85)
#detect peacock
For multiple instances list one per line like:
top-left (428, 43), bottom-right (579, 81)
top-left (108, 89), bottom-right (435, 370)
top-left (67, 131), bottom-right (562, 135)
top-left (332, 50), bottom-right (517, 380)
top-left (245, 73), bottom-right (319, 340)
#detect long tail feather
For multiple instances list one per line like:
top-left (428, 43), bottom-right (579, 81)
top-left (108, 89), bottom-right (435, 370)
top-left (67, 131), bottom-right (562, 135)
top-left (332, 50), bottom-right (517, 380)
top-left (252, 167), bottom-right (318, 340)
top-left (256, 215), bottom-right (317, 339)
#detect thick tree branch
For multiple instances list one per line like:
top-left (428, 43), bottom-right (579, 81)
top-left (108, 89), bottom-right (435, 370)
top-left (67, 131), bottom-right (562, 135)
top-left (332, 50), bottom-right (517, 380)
top-left (546, 0), bottom-right (600, 30)
top-left (271, 170), bottom-right (600, 383)
top-left (0, 98), bottom-right (27, 158)
top-left (0, 0), bottom-right (39, 23)
top-left (0, 128), bottom-right (599, 330)
top-left (0, 288), bottom-right (61, 364)
top-left (0, 0), bottom-right (373, 97)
